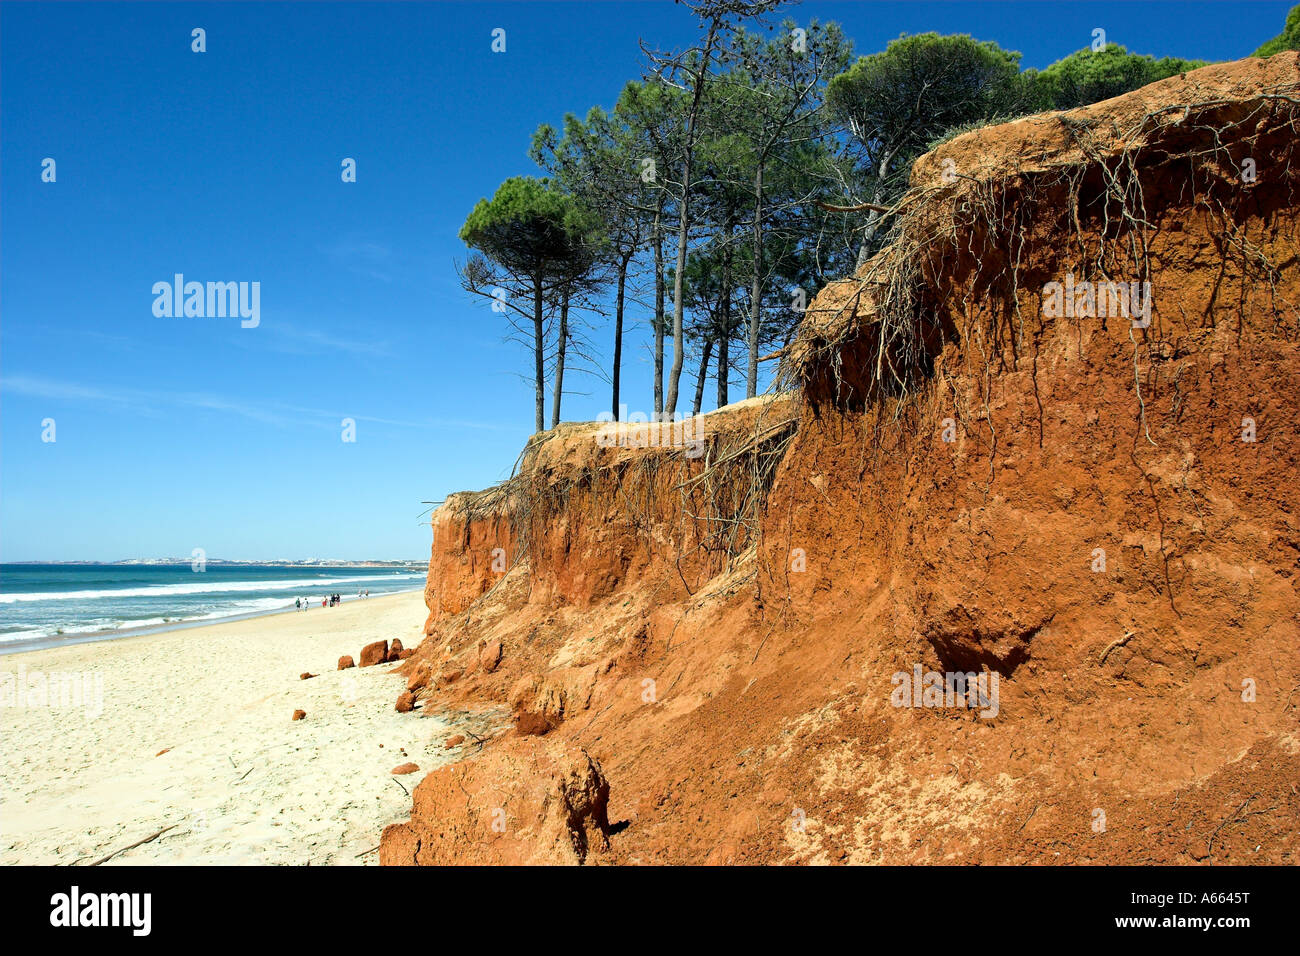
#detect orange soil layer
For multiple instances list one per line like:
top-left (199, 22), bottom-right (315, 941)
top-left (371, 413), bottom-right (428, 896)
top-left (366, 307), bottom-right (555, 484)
top-left (382, 54), bottom-right (1300, 865)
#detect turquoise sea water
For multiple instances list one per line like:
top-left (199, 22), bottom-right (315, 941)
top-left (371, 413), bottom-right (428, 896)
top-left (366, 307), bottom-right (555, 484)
top-left (0, 564), bottom-right (425, 651)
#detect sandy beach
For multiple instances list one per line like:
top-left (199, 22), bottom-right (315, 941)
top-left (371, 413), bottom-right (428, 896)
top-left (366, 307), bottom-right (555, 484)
top-left (0, 590), bottom-right (464, 865)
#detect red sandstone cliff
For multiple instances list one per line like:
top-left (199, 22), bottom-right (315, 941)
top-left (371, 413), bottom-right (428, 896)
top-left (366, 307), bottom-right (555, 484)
top-left (383, 54), bottom-right (1300, 865)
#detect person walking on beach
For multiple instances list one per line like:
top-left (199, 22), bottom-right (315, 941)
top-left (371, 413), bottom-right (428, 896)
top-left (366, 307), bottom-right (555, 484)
top-left (295, 597), bottom-right (301, 610)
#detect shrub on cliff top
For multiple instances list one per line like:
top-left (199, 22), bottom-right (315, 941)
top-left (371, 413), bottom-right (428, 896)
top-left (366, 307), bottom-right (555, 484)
top-left (1255, 4), bottom-right (1300, 56)
top-left (1032, 44), bottom-right (1207, 111)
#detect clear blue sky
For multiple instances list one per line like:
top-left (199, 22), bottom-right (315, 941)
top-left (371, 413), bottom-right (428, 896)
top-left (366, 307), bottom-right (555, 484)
top-left (1, 0), bottom-right (1289, 561)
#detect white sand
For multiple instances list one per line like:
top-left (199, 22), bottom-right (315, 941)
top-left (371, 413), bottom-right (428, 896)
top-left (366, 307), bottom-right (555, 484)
top-left (0, 590), bottom-right (457, 865)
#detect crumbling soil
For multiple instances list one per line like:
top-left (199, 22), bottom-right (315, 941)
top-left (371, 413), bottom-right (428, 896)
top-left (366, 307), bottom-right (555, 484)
top-left (383, 54), bottom-right (1300, 865)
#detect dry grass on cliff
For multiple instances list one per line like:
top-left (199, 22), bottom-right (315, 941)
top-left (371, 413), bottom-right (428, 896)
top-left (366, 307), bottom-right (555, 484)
top-left (442, 398), bottom-right (799, 592)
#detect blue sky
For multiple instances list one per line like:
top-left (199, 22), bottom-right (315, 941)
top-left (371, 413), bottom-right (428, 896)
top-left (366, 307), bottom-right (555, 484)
top-left (1, 0), bottom-right (1290, 561)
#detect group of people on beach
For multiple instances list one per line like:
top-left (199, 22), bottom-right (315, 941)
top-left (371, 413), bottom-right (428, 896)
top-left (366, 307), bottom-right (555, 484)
top-left (294, 591), bottom-right (364, 611)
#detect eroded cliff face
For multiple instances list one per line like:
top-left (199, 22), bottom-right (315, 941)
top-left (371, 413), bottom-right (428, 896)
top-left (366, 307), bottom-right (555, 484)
top-left (383, 54), bottom-right (1300, 866)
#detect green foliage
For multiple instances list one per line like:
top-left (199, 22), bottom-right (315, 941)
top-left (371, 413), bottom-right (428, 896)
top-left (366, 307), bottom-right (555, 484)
top-left (827, 32), bottom-right (1030, 180)
top-left (459, 176), bottom-right (602, 281)
top-left (1255, 4), bottom-right (1300, 56)
top-left (459, 5), bottom-right (1240, 427)
top-left (1032, 44), bottom-right (1207, 111)
top-left (823, 32), bottom-right (1032, 265)
top-left (681, 245), bottom-right (740, 336)
top-left (530, 103), bottom-right (657, 259)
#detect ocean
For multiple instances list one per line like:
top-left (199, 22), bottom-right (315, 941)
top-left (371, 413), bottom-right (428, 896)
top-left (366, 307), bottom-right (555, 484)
top-left (0, 564), bottom-right (426, 652)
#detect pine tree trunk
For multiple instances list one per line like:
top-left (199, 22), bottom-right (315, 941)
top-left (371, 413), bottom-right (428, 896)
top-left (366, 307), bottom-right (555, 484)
top-left (653, 200), bottom-right (665, 417)
top-left (720, 211), bottom-right (733, 409)
top-left (855, 156), bottom-right (893, 268)
top-left (692, 337), bottom-right (714, 418)
top-left (532, 280), bottom-right (545, 434)
top-left (612, 252), bottom-right (630, 421)
top-left (854, 207), bottom-right (882, 270)
top-left (717, 322), bottom-right (729, 409)
top-left (746, 162), bottom-right (763, 399)
top-left (665, 24), bottom-right (718, 415)
top-left (666, 169), bottom-right (692, 415)
top-left (550, 286), bottom-right (569, 429)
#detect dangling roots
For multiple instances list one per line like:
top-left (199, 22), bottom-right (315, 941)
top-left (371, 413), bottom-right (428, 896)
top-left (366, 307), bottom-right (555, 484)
top-left (785, 85), bottom-right (1300, 461)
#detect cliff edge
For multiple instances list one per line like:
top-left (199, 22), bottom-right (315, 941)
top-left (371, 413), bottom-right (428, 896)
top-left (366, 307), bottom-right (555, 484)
top-left (383, 54), bottom-right (1300, 865)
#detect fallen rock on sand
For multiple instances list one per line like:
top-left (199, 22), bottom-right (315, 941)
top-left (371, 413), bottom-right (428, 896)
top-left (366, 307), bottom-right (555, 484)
top-left (337, 655), bottom-right (355, 670)
top-left (292, 709), bottom-right (306, 721)
top-left (391, 763), bottom-right (419, 775)
top-left (360, 640), bottom-right (388, 667)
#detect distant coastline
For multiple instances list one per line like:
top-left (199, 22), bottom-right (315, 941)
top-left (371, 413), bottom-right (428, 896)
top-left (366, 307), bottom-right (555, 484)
top-left (8, 559), bottom-right (425, 567)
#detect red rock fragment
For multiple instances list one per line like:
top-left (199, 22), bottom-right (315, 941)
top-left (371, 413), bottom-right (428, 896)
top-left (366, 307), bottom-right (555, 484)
top-left (360, 640), bottom-right (389, 667)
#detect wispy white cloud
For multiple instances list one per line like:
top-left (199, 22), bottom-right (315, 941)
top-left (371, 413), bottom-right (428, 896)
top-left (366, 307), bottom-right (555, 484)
top-left (321, 237), bottom-right (394, 283)
top-left (0, 375), bottom-right (513, 433)
top-left (231, 321), bottom-right (396, 359)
